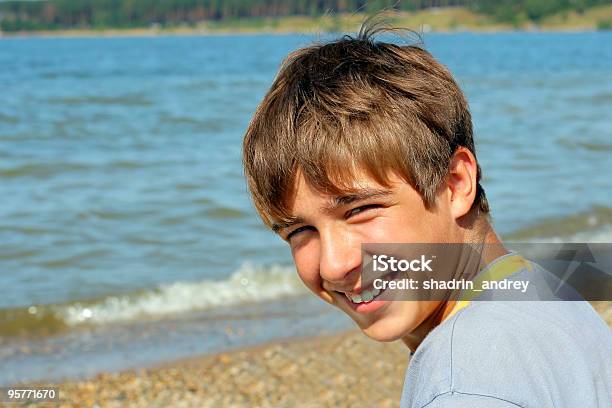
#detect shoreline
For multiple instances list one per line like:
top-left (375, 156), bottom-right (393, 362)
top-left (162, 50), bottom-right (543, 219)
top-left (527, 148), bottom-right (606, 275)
top-left (0, 26), bottom-right (603, 40)
top-left (19, 301), bottom-right (611, 407)
top-left (2, 6), bottom-right (611, 39)
top-left (28, 328), bottom-right (410, 407)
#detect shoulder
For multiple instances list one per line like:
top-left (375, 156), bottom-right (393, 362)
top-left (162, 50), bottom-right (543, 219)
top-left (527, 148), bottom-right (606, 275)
top-left (450, 301), bottom-right (611, 358)
top-left (419, 391), bottom-right (524, 407)
top-left (401, 301), bottom-right (612, 408)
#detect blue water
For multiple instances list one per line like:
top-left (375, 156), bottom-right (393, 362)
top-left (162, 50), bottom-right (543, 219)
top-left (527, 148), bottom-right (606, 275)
top-left (0, 32), bottom-right (611, 383)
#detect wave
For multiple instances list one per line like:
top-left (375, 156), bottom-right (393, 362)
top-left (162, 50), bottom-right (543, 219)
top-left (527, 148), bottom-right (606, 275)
top-left (0, 263), bottom-right (306, 338)
top-left (0, 162), bottom-right (92, 178)
top-left (3, 206), bottom-right (611, 339)
top-left (47, 94), bottom-right (153, 107)
top-left (503, 206), bottom-right (612, 243)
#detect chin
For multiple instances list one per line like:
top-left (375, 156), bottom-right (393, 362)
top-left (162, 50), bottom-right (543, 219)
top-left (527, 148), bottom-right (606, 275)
top-left (358, 316), bottom-right (416, 343)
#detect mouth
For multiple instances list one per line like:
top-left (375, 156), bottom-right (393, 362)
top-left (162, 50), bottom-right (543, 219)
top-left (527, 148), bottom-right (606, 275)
top-left (341, 285), bottom-right (383, 304)
top-left (332, 269), bottom-right (402, 313)
top-left (334, 280), bottom-right (390, 314)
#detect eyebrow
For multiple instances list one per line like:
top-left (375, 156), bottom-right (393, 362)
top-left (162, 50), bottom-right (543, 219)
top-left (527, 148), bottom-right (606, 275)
top-left (272, 217), bottom-right (305, 234)
top-left (323, 187), bottom-right (393, 213)
top-left (271, 187), bottom-right (393, 233)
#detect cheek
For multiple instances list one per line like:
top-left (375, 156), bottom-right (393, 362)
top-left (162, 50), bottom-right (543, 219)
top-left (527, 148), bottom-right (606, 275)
top-left (367, 209), bottom-right (447, 243)
top-left (357, 215), bottom-right (425, 243)
top-left (292, 240), bottom-right (321, 293)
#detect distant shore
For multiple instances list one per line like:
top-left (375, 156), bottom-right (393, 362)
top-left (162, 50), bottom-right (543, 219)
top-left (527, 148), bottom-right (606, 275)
top-left (2, 6), bottom-right (612, 39)
top-left (20, 302), bottom-right (612, 407)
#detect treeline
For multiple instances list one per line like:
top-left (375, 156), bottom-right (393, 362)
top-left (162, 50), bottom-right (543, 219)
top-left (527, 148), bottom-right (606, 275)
top-left (472, 0), bottom-right (611, 22)
top-left (0, 0), bottom-right (610, 31)
top-left (0, 0), bottom-right (466, 30)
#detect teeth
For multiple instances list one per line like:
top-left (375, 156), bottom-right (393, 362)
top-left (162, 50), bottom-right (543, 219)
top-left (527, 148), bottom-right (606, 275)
top-left (345, 287), bottom-right (383, 304)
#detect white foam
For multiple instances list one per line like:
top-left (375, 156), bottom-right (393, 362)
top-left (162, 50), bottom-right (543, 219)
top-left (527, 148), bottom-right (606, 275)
top-left (57, 263), bottom-right (306, 326)
top-left (506, 224), bottom-right (612, 260)
top-left (552, 224), bottom-right (612, 243)
top-left (54, 224), bottom-right (612, 327)
top-left (515, 224), bottom-right (612, 244)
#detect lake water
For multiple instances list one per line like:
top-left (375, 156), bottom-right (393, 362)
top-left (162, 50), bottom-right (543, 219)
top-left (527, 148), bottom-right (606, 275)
top-left (1, 32), bottom-right (611, 384)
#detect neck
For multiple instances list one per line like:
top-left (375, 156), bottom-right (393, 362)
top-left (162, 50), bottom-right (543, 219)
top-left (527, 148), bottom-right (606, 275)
top-left (400, 218), bottom-right (508, 353)
top-left (401, 299), bottom-right (457, 352)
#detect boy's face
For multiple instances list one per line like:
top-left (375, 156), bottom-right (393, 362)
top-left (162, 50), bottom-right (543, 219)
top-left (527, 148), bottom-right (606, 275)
top-left (278, 168), bottom-right (465, 342)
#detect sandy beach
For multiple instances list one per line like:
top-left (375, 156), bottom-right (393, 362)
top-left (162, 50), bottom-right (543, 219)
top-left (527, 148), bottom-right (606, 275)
top-left (19, 330), bottom-right (408, 408)
top-left (8, 301), bottom-right (609, 408)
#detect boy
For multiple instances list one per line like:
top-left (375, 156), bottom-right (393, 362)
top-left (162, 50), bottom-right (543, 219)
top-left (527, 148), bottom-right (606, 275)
top-left (242, 19), bottom-right (612, 407)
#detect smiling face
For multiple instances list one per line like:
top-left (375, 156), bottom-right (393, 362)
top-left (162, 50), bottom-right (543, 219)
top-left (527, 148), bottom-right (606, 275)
top-left (241, 30), bottom-right (496, 346)
top-left (277, 161), bottom-right (472, 343)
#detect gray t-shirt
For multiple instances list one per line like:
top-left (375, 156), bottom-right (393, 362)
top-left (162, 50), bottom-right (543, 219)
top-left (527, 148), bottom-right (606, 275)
top-left (400, 260), bottom-right (612, 407)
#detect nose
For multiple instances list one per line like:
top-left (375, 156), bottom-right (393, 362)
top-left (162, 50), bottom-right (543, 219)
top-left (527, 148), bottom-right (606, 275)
top-left (318, 227), bottom-right (362, 286)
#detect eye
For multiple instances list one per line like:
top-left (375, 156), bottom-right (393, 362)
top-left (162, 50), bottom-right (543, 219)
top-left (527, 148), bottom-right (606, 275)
top-left (346, 204), bottom-right (382, 218)
top-left (286, 225), bottom-right (314, 241)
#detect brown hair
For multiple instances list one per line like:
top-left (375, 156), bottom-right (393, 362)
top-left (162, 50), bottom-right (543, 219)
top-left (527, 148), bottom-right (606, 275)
top-left (243, 18), bottom-right (489, 230)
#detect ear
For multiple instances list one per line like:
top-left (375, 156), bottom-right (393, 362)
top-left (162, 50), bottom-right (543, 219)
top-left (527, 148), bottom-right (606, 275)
top-left (447, 147), bottom-right (478, 220)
